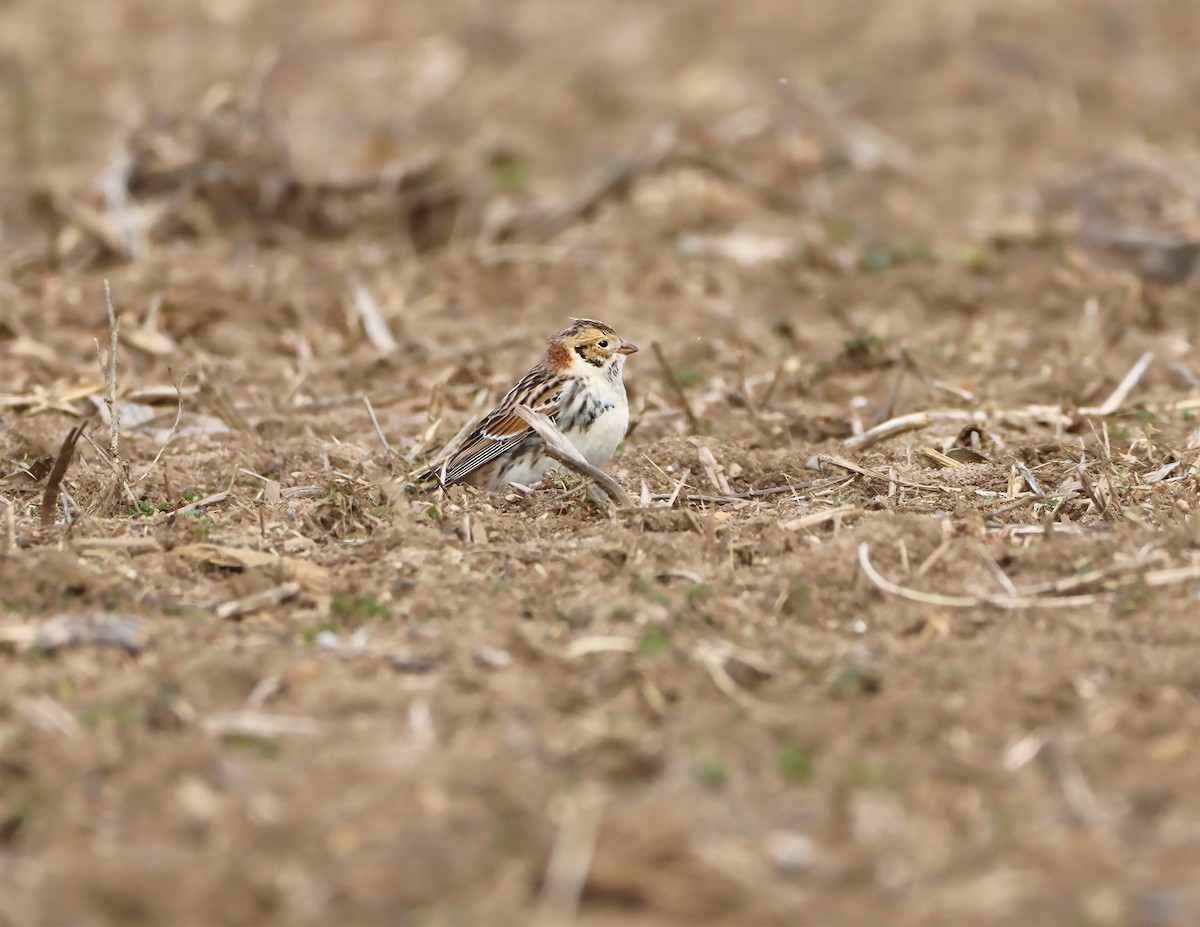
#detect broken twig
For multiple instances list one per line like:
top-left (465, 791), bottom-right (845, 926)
top-left (40, 420), bottom-right (89, 526)
top-left (515, 405), bottom-right (633, 507)
top-left (651, 340), bottom-right (702, 434)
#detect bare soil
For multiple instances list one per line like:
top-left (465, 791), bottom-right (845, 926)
top-left (3, 2), bottom-right (1200, 925)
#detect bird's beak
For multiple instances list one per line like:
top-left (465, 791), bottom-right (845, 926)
top-left (617, 341), bottom-right (639, 355)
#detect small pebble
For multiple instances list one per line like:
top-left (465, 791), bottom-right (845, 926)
top-left (473, 646), bottom-right (512, 669)
top-left (388, 651), bottom-right (436, 674)
top-left (765, 831), bottom-right (814, 874)
top-left (315, 630), bottom-right (342, 650)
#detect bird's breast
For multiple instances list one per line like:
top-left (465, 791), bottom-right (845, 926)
top-left (558, 379), bottom-right (629, 466)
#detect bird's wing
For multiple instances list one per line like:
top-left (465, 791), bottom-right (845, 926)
top-left (428, 368), bottom-right (564, 486)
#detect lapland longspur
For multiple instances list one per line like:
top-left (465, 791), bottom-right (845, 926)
top-left (416, 319), bottom-right (638, 491)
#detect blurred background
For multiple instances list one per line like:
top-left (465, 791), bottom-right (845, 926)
top-left (4, 3), bottom-right (1200, 926)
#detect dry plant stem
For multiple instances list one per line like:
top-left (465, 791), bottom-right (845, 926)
top-left (1, 503), bottom-right (14, 575)
top-left (665, 467), bottom-right (691, 509)
top-left (133, 373), bottom-right (186, 484)
top-left (876, 353), bottom-right (908, 424)
top-left (352, 281), bottom-right (398, 354)
top-left (533, 789), bottom-right (606, 927)
top-left (40, 420), bottom-right (89, 526)
top-left (1082, 351), bottom-right (1154, 416)
top-left (171, 491), bottom-right (230, 518)
top-left (821, 455), bottom-right (942, 491)
top-left (780, 504), bottom-right (865, 531)
top-left (857, 543), bottom-right (1098, 609)
top-left (100, 281), bottom-right (123, 464)
top-left (202, 712), bottom-right (318, 738)
top-left (788, 79), bottom-right (912, 170)
top-left (215, 582), bottom-right (302, 621)
top-left (645, 475), bottom-right (852, 504)
top-left (843, 410), bottom-right (971, 451)
top-left (52, 192), bottom-right (135, 260)
top-left (72, 537), bottom-right (162, 553)
top-left (1017, 462), bottom-right (1046, 497)
top-left (650, 340), bottom-right (702, 434)
top-left (80, 431), bottom-right (138, 507)
top-left (362, 393), bottom-right (393, 456)
top-left (514, 405), bottom-right (634, 508)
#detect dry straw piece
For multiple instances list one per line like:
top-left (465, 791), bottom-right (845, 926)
top-left (514, 405), bottom-right (634, 508)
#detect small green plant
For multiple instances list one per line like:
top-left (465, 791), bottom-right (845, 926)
top-left (25, 647), bottom-right (50, 666)
top-left (827, 666), bottom-right (882, 700)
top-left (845, 754), bottom-right (901, 789)
top-left (609, 604), bottom-right (635, 623)
top-left (842, 325), bottom-right (888, 355)
top-left (129, 499), bottom-right (172, 517)
top-left (988, 808), bottom-right (1016, 846)
top-left (79, 702), bottom-right (140, 731)
top-left (667, 367), bottom-right (705, 389)
top-left (924, 666), bottom-right (965, 691)
top-left (858, 240), bottom-right (932, 274)
top-left (693, 755), bottom-right (729, 790)
top-left (777, 743), bottom-right (814, 783)
top-left (954, 245), bottom-right (992, 274)
top-left (637, 625), bottom-right (672, 656)
top-left (0, 789), bottom-right (40, 844)
top-left (782, 581), bottom-right (812, 616)
top-left (222, 733), bottom-right (283, 759)
top-left (631, 575), bottom-right (667, 604)
top-left (490, 152), bottom-right (532, 190)
top-left (297, 624), bottom-right (334, 644)
top-left (321, 488), bottom-right (351, 508)
top-left (330, 594), bottom-right (389, 619)
top-left (822, 212), bottom-right (859, 244)
top-left (1113, 577), bottom-right (1153, 616)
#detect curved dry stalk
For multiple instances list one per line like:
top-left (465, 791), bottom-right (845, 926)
top-left (1081, 351), bottom-right (1154, 416)
top-left (844, 411), bottom-right (936, 450)
top-left (856, 543), bottom-right (1097, 609)
top-left (133, 373), bottom-right (187, 485)
top-left (514, 405), bottom-right (634, 508)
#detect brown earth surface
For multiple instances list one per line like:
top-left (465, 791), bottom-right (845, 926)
top-left (3, 2), bottom-right (1200, 925)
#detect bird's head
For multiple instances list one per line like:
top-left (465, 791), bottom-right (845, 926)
top-left (547, 318), bottom-right (638, 376)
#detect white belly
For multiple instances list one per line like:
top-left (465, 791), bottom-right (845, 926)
top-left (564, 399), bottom-right (629, 466)
top-left (491, 381), bottom-right (629, 489)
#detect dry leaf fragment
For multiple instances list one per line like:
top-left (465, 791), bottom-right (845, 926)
top-left (172, 543), bottom-right (330, 593)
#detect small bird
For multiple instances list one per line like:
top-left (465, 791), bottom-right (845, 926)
top-left (416, 319), bottom-right (638, 491)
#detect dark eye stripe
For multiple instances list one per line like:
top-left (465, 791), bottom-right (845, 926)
top-left (574, 343), bottom-right (604, 368)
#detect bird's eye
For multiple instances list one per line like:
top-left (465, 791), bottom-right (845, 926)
top-left (597, 340), bottom-right (609, 348)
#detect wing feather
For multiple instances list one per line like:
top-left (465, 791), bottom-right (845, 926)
top-left (423, 367), bottom-right (564, 486)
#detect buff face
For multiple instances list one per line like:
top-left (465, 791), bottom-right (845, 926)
top-left (558, 321), bottom-right (639, 374)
